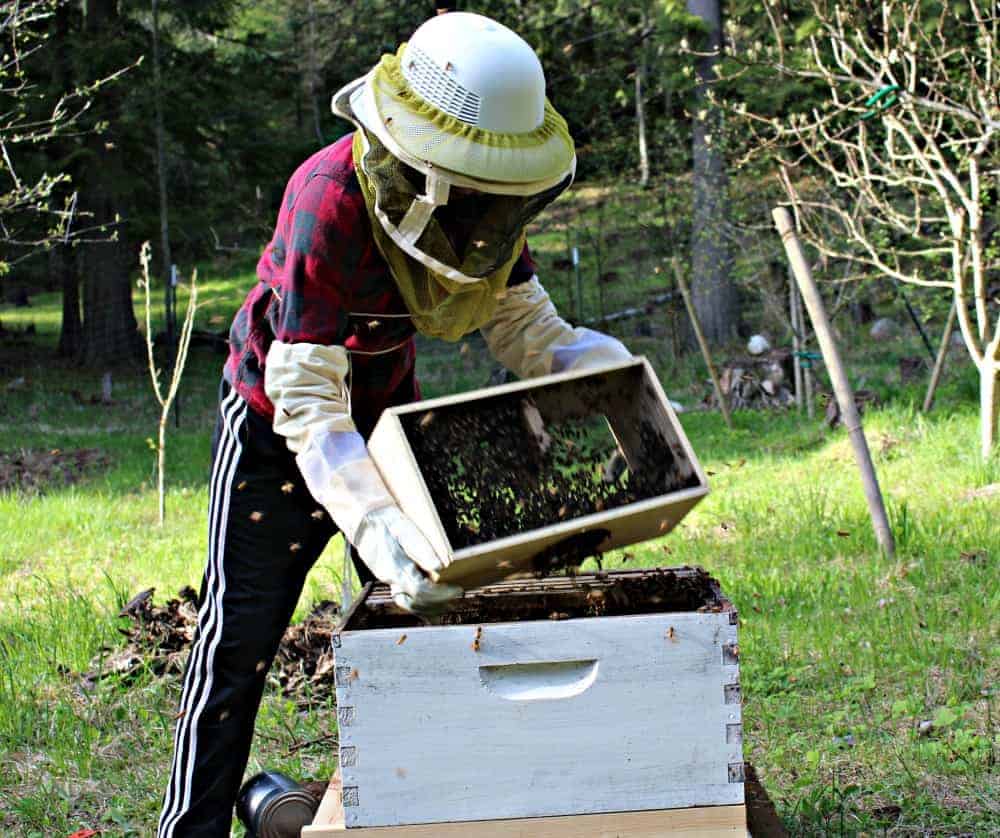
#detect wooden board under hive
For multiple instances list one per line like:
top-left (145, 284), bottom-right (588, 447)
top-left (367, 358), bottom-right (709, 591)
top-left (323, 568), bottom-right (744, 830)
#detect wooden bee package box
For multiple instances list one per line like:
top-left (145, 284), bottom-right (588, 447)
top-left (367, 358), bottom-right (709, 591)
top-left (329, 568), bottom-right (744, 830)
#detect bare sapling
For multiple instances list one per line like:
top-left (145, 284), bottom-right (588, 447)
top-left (729, 0), bottom-right (1000, 457)
top-left (140, 242), bottom-right (198, 525)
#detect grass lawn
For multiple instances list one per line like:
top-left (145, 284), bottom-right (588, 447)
top-left (0, 186), bottom-right (997, 836)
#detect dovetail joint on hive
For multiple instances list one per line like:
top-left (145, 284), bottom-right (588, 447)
top-left (726, 723), bottom-right (743, 744)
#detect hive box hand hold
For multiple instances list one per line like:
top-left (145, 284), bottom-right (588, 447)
top-left (366, 357), bottom-right (709, 591)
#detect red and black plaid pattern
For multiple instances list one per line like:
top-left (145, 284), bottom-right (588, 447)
top-left (224, 132), bottom-right (536, 438)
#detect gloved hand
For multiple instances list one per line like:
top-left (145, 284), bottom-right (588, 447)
top-left (480, 276), bottom-right (631, 378)
top-left (550, 327), bottom-right (631, 373)
top-left (355, 506), bottom-right (463, 612)
top-left (293, 430), bottom-right (464, 614)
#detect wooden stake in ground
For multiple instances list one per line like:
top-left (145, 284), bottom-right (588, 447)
top-left (789, 269), bottom-right (804, 412)
top-left (140, 242), bottom-right (198, 525)
top-left (773, 208), bottom-right (895, 559)
top-left (923, 302), bottom-right (957, 414)
top-left (671, 259), bottom-right (732, 429)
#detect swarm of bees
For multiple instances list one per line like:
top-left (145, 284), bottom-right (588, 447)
top-left (404, 385), bottom-right (693, 554)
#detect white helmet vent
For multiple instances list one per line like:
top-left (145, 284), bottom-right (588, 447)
top-left (403, 45), bottom-right (482, 127)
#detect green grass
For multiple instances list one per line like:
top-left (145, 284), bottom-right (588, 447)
top-left (1, 187), bottom-right (998, 835)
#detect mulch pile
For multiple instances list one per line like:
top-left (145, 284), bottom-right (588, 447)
top-left (0, 447), bottom-right (109, 493)
top-left (82, 588), bottom-right (341, 707)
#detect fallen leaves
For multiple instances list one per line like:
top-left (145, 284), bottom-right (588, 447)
top-left (0, 447), bottom-right (109, 493)
top-left (79, 590), bottom-right (342, 708)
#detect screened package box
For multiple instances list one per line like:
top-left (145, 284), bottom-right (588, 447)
top-left (367, 357), bottom-right (709, 591)
top-left (325, 569), bottom-right (745, 830)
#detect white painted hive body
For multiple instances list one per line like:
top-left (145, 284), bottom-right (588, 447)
top-left (367, 357), bottom-right (709, 591)
top-left (333, 570), bottom-right (743, 829)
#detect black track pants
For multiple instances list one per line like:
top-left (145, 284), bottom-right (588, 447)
top-left (157, 381), bottom-right (373, 837)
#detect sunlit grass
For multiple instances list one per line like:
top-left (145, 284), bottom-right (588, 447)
top-left (1, 189), bottom-right (997, 834)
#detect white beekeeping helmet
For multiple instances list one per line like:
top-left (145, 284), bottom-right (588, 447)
top-left (402, 11), bottom-right (546, 134)
top-left (333, 12), bottom-right (575, 193)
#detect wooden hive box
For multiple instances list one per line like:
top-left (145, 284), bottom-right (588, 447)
top-left (367, 357), bottom-right (709, 591)
top-left (314, 568), bottom-right (744, 832)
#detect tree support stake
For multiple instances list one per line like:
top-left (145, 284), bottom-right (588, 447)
top-left (671, 259), bottom-right (732, 430)
top-left (773, 207), bottom-right (895, 559)
top-left (922, 302), bottom-right (957, 413)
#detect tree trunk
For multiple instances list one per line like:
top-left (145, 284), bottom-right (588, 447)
top-left (55, 245), bottom-right (83, 357)
top-left (981, 361), bottom-right (999, 458)
top-left (687, 0), bottom-right (738, 345)
top-left (79, 0), bottom-right (141, 366)
top-left (635, 68), bottom-right (649, 187)
top-left (52, 3), bottom-right (83, 358)
top-left (635, 6), bottom-right (650, 188)
top-left (304, 0), bottom-right (324, 145)
top-left (152, 0), bottom-right (172, 285)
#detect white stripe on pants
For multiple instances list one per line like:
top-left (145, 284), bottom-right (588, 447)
top-left (158, 388), bottom-right (247, 837)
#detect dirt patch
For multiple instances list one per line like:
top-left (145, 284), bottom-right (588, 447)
top-left (403, 387), bottom-right (698, 550)
top-left (346, 567), bottom-right (732, 630)
top-left (0, 447), bottom-right (109, 493)
top-left (81, 589), bottom-right (340, 708)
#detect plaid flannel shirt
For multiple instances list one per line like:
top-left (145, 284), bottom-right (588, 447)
top-left (224, 132), bottom-right (536, 438)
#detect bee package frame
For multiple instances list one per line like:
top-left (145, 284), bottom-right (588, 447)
top-left (366, 357), bottom-right (709, 591)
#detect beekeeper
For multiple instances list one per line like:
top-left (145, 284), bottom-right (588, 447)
top-left (157, 12), bottom-right (630, 836)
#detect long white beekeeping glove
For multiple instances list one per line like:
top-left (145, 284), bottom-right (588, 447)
top-left (265, 341), bottom-right (462, 612)
top-left (480, 276), bottom-right (632, 378)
